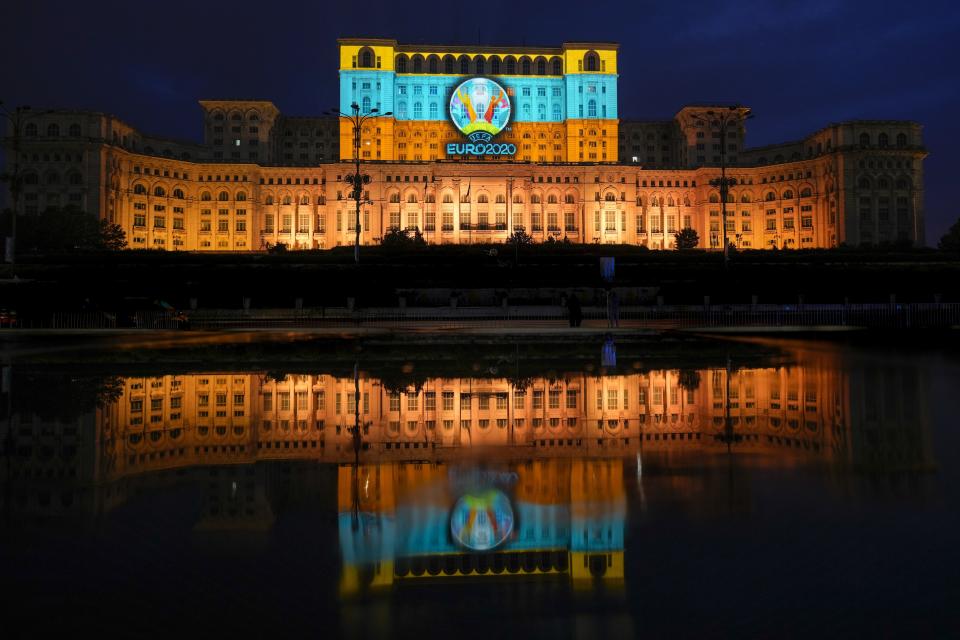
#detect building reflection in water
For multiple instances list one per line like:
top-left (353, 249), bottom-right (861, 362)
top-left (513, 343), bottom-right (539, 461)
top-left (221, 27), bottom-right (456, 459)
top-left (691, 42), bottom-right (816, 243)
top-left (0, 351), bottom-right (936, 597)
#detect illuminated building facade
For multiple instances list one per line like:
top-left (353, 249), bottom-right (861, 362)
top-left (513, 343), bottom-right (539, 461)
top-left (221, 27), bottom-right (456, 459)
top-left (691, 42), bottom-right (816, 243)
top-left (0, 359), bottom-right (934, 590)
top-left (2, 39), bottom-right (927, 249)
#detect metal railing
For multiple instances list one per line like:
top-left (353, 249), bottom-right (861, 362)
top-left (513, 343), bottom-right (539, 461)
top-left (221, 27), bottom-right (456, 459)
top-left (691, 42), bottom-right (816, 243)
top-left (3, 303), bottom-right (958, 330)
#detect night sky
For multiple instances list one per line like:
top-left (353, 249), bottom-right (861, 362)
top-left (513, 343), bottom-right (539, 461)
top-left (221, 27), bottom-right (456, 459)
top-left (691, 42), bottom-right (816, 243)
top-left (3, 0), bottom-right (958, 243)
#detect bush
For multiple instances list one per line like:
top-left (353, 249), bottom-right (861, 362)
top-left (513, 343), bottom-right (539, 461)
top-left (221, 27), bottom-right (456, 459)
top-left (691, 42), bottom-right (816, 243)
top-left (381, 227), bottom-right (426, 248)
top-left (939, 218), bottom-right (960, 252)
top-left (505, 228), bottom-right (533, 245)
top-left (674, 227), bottom-right (699, 250)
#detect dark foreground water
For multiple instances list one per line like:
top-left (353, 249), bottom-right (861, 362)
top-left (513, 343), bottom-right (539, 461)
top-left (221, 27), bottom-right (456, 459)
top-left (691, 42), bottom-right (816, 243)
top-left (1, 337), bottom-right (959, 637)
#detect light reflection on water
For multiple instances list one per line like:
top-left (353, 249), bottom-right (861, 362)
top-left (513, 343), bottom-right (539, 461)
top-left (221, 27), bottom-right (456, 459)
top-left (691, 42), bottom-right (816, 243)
top-left (0, 339), bottom-right (955, 637)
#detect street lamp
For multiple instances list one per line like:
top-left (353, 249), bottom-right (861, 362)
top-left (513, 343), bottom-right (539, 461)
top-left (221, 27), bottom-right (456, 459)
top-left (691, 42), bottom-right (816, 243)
top-left (327, 103), bottom-right (391, 264)
top-left (689, 106), bottom-right (752, 266)
top-left (0, 102), bottom-right (50, 273)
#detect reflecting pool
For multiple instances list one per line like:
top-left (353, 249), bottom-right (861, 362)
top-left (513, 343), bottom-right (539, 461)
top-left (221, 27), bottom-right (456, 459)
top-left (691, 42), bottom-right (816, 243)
top-left (1, 337), bottom-right (958, 637)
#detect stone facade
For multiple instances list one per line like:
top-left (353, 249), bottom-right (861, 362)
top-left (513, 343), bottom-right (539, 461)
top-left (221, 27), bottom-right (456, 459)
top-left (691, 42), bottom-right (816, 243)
top-left (0, 40), bottom-right (927, 249)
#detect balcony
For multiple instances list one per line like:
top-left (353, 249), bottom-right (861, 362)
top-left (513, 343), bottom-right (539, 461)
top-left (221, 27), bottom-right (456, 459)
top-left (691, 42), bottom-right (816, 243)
top-left (460, 223), bottom-right (507, 231)
top-left (442, 224), bottom-right (454, 232)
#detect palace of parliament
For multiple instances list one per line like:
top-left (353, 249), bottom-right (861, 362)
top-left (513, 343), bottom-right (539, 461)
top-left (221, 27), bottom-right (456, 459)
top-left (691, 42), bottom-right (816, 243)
top-left (3, 38), bottom-right (927, 250)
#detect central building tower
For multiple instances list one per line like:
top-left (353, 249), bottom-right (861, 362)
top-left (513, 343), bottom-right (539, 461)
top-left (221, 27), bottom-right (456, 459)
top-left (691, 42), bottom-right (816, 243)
top-left (338, 38), bottom-right (619, 163)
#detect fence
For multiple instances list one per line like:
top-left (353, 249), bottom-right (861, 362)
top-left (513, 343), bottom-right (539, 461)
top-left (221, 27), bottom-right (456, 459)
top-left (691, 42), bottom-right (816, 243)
top-left (5, 303), bottom-right (957, 331)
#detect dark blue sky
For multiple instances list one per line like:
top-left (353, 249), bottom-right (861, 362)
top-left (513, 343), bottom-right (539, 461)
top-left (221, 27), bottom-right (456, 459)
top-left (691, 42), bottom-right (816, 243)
top-left (3, 0), bottom-right (958, 243)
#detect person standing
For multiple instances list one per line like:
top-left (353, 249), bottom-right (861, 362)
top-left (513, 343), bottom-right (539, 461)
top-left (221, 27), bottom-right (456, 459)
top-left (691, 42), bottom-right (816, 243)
top-left (606, 288), bottom-right (620, 328)
top-left (567, 292), bottom-right (582, 328)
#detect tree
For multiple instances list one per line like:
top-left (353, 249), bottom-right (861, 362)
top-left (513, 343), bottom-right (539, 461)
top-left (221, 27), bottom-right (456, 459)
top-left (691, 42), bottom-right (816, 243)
top-left (381, 227), bottom-right (426, 248)
top-left (674, 227), bottom-right (699, 250)
top-left (939, 218), bottom-right (960, 251)
top-left (505, 228), bottom-right (533, 245)
top-left (13, 206), bottom-right (126, 253)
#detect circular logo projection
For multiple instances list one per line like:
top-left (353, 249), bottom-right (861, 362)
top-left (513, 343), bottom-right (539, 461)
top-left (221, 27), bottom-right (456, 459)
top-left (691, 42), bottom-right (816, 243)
top-left (449, 77), bottom-right (511, 143)
top-left (449, 489), bottom-right (515, 551)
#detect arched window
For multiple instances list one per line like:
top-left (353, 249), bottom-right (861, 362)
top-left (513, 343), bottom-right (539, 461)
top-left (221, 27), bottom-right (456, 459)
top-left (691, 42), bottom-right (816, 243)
top-left (24, 173), bottom-right (38, 185)
top-left (358, 47), bottom-right (374, 68)
top-left (397, 102), bottom-right (407, 118)
top-left (317, 195), bottom-right (326, 204)
top-left (172, 188), bottom-right (185, 199)
top-left (684, 196), bottom-right (691, 206)
top-left (474, 57), bottom-right (485, 75)
top-left (584, 51), bottom-right (600, 72)
top-left (407, 193), bottom-right (417, 203)
top-left (505, 57), bottom-right (516, 74)
top-left (858, 177), bottom-right (870, 189)
top-left (859, 132), bottom-right (870, 147)
top-left (362, 96), bottom-right (371, 112)
top-left (134, 183), bottom-right (147, 195)
top-left (651, 196), bottom-right (659, 207)
top-left (25, 123), bottom-right (37, 136)
top-left (413, 102), bottom-right (422, 119)
top-left (68, 123), bottom-right (81, 137)
top-left (389, 192), bottom-right (400, 203)
top-left (213, 111), bottom-right (225, 121)
top-left (896, 178), bottom-right (910, 190)
top-left (459, 55), bottom-right (470, 74)
top-left (477, 194), bottom-right (489, 203)
top-left (217, 191), bottom-right (229, 201)
top-left (236, 191), bottom-right (247, 201)
top-left (523, 104), bottom-right (531, 119)
top-left (68, 172), bottom-right (83, 185)
top-left (443, 55), bottom-right (455, 74)
top-left (783, 190), bottom-right (794, 199)
top-left (587, 100), bottom-right (597, 117)
top-left (878, 132), bottom-right (889, 148)
top-left (530, 194), bottom-right (541, 204)
top-left (800, 187), bottom-right (812, 197)
top-left (536, 58), bottom-right (546, 75)
top-left (765, 191), bottom-right (776, 201)
top-left (521, 58), bottom-right (531, 74)
top-left (200, 191), bottom-right (212, 201)
top-left (428, 55), bottom-right (439, 73)
top-left (495, 194), bottom-right (506, 203)
top-left (300, 195), bottom-right (309, 205)
top-left (538, 104), bottom-right (546, 120)
top-left (412, 55), bottom-right (423, 73)
top-left (513, 194), bottom-right (523, 203)
top-left (709, 193), bottom-right (720, 203)
top-left (429, 103), bottom-right (438, 119)
top-left (896, 133), bottom-right (907, 148)
top-left (396, 55), bottom-right (408, 73)
top-left (604, 192), bottom-right (616, 202)
top-left (547, 194), bottom-right (558, 204)
top-left (265, 195), bottom-right (274, 205)
top-left (154, 186), bottom-right (166, 197)
top-left (552, 104), bottom-right (561, 121)
top-left (551, 57), bottom-right (562, 75)
top-left (282, 195), bottom-right (292, 205)
top-left (46, 123), bottom-right (60, 137)
top-left (740, 193), bottom-right (751, 203)
top-left (565, 194), bottom-right (575, 204)
top-left (667, 196), bottom-right (675, 207)
top-left (442, 193), bottom-right (453, 203)
top-left (490, 56), bottom-right (501, 74)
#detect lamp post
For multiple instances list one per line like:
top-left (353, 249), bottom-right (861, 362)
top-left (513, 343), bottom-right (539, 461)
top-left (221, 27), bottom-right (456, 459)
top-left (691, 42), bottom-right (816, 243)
top-left (0, 102), bottom-right (48, 273)
top-left (327, 103), bottom-right (391, 264)
top-left (689, 106), bottom-right (752, 266)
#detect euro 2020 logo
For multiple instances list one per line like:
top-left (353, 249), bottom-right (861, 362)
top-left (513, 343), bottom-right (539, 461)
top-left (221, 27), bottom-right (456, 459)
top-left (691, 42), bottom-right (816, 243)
top-left (449, 77), bottom-right (512, 144)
